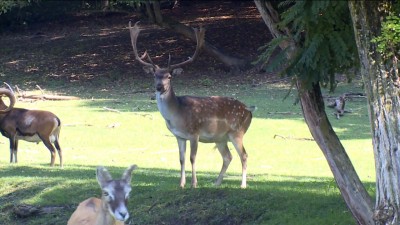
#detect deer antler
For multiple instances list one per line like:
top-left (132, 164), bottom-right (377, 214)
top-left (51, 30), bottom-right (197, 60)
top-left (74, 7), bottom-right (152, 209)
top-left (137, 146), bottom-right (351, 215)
top-left (129, 21), bottom-right (156, 68)
top-left (129, 21), bottom-right (205, 70)
top-left (168, 26), bottom-right (206, 70)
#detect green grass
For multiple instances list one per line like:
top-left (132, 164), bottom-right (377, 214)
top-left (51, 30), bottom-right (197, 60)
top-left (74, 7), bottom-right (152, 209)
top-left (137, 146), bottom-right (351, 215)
top-left (0, 78), bottom-right (374, 225)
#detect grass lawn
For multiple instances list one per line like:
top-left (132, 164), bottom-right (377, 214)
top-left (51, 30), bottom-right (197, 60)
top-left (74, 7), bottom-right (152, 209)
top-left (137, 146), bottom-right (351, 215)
top-left (0, 76), bottom-right (374, 225)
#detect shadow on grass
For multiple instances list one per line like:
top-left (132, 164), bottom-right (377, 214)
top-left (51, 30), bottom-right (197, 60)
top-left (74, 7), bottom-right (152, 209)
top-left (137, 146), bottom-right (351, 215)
top-left (0, 165), bottom-right (374, 225)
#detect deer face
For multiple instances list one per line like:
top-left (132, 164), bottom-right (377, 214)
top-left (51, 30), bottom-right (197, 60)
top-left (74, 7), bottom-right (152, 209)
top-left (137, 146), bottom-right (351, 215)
top-left (154, 68), bottom-right (172, 94)
top-left (102, 180), bottom-right (131, 222)
top-left (96, 165), bottom-right (137, 222)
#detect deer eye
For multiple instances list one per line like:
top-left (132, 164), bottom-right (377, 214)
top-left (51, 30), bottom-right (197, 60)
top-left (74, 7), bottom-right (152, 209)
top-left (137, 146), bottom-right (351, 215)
top-left (103, 191), bottom-right (109, 196)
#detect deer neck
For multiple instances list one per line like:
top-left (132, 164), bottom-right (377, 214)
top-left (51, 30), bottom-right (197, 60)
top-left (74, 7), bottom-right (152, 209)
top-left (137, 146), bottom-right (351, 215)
top-left (156, 86), bottom-right (180, 120)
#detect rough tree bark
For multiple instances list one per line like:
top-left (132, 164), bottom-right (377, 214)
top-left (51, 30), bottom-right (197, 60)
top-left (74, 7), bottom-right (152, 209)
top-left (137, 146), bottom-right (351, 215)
top-left (296, 81), bottom-right (374, 225)
top-left (349, 1), bottom-right (400, 224)
top-left (142, 1), bottom-right (248, 72)
top-left (102, 0), bottom-right (109, 11)
top-left (254, 0), bottom-right (375, 224)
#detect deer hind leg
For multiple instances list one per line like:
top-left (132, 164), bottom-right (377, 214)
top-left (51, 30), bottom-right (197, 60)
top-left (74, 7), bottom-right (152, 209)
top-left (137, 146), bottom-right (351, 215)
top-left (40, 136), bottom-right (57, 167)
top-left (189, 139), bottom-right (199, 188)
top-left (229, 133), bottom-right (248, 188)
top-left (177, 137), bottom-right (187, 188)
top-left (52, 127), bottom-right (63, 167)
top-left (54, 139), bottom-right (63, 168)
top-left (215, 142), bottom-right (232, 186)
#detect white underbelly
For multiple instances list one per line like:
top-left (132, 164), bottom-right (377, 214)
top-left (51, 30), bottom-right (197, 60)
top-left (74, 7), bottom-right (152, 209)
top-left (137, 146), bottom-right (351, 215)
top-left (170, 128), bottom-right (193, 140)
top-left (16, 134), bottom-right (56, 143)
top-left (169, 127), bottom-right (228, 143)
top-left (16, 134), bottom-right (42, 143)
top-left (199, 132), bottom-right (227, 143)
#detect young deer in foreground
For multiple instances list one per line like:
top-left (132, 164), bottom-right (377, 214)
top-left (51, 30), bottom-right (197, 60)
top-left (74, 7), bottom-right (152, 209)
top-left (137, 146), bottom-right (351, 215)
top-left (68, 165), bottom-right (137, 225)
top-left (129, 21), bottom-right (255, 188)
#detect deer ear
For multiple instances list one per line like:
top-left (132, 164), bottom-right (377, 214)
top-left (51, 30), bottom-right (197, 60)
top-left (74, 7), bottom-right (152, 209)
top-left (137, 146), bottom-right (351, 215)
top-left (172, 68), bottom-right (184, 76)
top-left (96, 166), bottom-right (113, 187)
top-left (143, 66), bottom-right (155, 74)
top-left (121, 164), bottom-right (137, 184)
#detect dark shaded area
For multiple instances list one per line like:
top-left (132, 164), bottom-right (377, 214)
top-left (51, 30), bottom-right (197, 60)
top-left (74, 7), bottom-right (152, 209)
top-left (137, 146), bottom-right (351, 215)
top-left (0, 165), bottom-right (371, 225)
top-left (0, 1), bottom-right (82, 31)
top-left (0, 1), bottom-right (270, 89)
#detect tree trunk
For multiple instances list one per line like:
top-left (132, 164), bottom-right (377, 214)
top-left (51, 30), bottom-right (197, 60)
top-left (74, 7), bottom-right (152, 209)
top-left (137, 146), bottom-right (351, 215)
top-left (143, 1), bottom-right (248, 73)
top-left (254, 0), bottom-right (375, 224)
top-left (145, 1), bottom-right (156, 23)
top-left (152, 1), bottom-right (163, 24)
top-left (296, 80), bottom-right (375, 225)
top-left (102, 0), bottom-right (109, 11)
top-left (349, 1), bottom-right (400, 224)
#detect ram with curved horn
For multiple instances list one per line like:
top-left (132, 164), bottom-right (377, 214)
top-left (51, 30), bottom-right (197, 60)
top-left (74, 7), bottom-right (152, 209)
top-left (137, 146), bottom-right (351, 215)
top-left (0, 87), bottom-right (63, 167)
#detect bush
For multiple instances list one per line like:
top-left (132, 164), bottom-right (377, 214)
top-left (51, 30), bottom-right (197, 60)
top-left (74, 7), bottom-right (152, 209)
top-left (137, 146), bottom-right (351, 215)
top-left (0, 1), bottom-right (81, 31)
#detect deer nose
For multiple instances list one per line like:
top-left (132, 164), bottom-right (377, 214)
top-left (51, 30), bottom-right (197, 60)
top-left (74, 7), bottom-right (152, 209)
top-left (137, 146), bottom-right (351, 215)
top-left (119, 212), bottom-right (129, 220)
top-left (156, 84), bottom-right (164, 92)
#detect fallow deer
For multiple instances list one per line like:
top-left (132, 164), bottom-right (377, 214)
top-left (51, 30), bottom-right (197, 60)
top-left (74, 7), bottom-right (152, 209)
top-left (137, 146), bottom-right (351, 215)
top-left (128, 21), bottom-right (255, 188)
top-left (68, 165), bottom-right (138, 225)
top-left (0, 87), bottom-right (63, 167)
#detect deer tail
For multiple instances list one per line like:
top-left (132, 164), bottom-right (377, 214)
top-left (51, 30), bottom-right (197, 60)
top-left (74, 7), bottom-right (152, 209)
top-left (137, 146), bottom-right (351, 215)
top-left (246, 106), bottom-right (257, 112)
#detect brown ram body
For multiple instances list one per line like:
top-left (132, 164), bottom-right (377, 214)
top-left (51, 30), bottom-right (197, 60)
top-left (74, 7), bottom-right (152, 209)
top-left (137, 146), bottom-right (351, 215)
top-left (0, 88), bottom-right (62, 167)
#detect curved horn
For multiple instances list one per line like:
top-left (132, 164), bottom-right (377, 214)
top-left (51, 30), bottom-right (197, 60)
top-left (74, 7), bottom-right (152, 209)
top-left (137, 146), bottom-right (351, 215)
top-left (0, 88), bottom-right (15, 113)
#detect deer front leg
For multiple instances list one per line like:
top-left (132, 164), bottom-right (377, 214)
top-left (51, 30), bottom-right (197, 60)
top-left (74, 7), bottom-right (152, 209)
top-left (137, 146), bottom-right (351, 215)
top-left (215, 142), bottom-right (232, 186)
top-left (189, 139), bottom-right (199, 188)
top-left (9, 140), bottom-right (13, 163)
top-left (177, 138), bottom-right (187, 188)
top-left (9, 138), bottom-right (18, 163)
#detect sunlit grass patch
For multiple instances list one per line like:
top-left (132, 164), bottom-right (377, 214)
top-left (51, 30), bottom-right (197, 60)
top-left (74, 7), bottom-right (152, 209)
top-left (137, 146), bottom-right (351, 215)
top-left (0, 77), bottom-right (374, 225)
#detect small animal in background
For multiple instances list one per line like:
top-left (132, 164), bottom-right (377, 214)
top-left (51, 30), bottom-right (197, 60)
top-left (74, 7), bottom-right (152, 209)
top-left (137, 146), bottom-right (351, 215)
top-left (327, 94), bottom-right (353, 119)
top-left (68, 165), bottom-right (138, 225)
top-left (0, 87), bottom-right (63, 167)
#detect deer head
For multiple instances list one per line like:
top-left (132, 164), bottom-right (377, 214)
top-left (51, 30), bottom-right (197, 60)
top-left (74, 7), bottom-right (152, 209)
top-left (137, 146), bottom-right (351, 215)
top-left (96, 165), bottom-right (137, 222)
